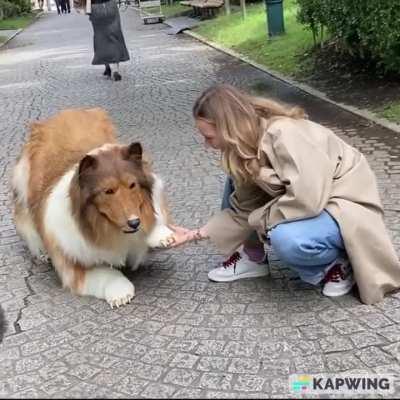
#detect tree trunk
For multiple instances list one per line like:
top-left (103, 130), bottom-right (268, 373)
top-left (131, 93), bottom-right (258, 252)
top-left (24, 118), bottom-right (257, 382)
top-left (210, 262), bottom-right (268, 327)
top-left (225, 0), bottom-right (230, 15)
top-left (240, 0), bottom-right (246, 19)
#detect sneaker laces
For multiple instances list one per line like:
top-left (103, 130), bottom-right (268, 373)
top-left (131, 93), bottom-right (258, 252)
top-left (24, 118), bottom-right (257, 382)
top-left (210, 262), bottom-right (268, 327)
top-left (222, 251), bottom-right (241, 272)
top-left (323, 263), bottom-right (345, 283)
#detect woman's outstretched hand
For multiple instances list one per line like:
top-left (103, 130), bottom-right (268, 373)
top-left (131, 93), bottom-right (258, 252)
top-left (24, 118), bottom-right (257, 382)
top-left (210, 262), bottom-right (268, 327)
top-left (166, 225), bottom-right (197, 248)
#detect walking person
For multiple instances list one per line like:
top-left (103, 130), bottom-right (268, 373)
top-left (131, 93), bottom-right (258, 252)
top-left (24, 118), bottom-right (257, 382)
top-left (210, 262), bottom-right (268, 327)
top-left (60, 0), bottom-right (71, 13)
top-left (54, 0), bottom-right (62, 14)
top-left (167, 83), bottom-right (400, 305)
top-left (74, 0), bottom-right (130, 81)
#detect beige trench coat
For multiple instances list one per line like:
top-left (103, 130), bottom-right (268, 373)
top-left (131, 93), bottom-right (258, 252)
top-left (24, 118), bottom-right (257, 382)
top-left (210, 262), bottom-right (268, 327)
top-left (205, 117), bottom-right (400, 304)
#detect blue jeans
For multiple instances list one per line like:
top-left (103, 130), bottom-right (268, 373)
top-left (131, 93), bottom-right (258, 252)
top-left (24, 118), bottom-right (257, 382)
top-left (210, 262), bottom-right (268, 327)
top-left (222, 178), bottom-right (346, 285)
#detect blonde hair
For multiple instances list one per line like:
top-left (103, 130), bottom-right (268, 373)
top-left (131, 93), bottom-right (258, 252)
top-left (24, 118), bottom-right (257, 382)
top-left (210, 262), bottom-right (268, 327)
top-left (193, 84), bottom-right (306, 183)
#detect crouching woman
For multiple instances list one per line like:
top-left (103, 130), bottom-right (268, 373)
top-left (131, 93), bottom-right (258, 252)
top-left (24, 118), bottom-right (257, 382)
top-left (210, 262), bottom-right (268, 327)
top-left (169, 84), bottom-right (400, 305)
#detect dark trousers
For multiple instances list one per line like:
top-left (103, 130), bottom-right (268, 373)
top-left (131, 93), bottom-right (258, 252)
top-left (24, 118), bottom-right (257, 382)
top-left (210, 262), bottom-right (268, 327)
top-left (60, 0), bottom-right (71, 13)
top-left (54, 0), bottom-right (61, 14)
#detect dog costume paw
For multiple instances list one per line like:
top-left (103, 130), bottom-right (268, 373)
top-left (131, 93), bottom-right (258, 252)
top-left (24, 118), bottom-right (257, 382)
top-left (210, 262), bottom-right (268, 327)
top-left (147, 225), bottom-right (175, 248)
top-left (105, 277), bottom-right (135, 308)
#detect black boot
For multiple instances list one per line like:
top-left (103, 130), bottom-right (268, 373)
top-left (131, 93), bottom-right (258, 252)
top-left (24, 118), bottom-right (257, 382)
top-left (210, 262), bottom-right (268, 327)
top-left (103, 64), bottom-right (111, 78)
top-left (113, 71), bottom-right (122, 81)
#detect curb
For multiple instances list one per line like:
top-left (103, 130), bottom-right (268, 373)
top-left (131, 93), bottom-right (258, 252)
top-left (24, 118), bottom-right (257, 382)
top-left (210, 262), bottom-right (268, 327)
top-left (0, 11), bottom-right (44, 50)
top-left (185, 30), bottom-right (400, 135)
top-left (0, 29), bottom-right (22, 49)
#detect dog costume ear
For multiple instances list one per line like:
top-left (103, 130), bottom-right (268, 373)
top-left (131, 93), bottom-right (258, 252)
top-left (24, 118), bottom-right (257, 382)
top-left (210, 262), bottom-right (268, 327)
top-left (79, 155), bottom-right (97, 177)
top-left (124, 142), bottom-right (143, 161)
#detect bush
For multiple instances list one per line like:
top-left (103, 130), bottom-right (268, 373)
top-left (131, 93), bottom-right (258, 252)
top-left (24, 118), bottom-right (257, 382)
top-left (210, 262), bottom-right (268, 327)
top-left (0, 0), bottom-right (21, 19)
top-left (296, 0), bottom-right (327, 46)
top-left (296, 0), bottom-right (400, 73)
top-left (11, 0), bottom-right (31, 13)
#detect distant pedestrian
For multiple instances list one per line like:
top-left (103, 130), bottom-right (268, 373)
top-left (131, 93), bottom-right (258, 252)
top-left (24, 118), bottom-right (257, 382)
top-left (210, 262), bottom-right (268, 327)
top-left (74, 0), bottom-right (130, 81)
top-left (60, 0), bottom-right (71, 13)
top-left (0, 305), bottom-right (6, 344)
top-left (166, 83), bottom-right (400, 305)
top-left (54, 0), bottom-right (62, 14)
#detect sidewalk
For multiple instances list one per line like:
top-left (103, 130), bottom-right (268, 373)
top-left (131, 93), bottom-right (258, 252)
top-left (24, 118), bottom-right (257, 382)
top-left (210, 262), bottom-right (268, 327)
top-left (0, 8), bottom-right (400, 398)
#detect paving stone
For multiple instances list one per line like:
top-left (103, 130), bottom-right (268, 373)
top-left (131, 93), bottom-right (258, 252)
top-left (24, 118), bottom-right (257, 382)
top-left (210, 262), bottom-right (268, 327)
top-left (15, 355), bottom-right (45, 374)
top-left (331, 319), bottom-right (367, 334)
top-left (117, 360), bottom-right (165, 382)
top-left (139, 334), bottom-right (171, 349)
top-left (197, 356), bottom-right (230, 372)
top-left (356, 346), bottom-right (396, 367)
top-left (214, 327), bottom-right (242, 341)
top-left (172, 387), bottom-right (204, 398)
top-left (176, 312), bottom-right (204, 326)
top-left (350, 332), bottom-right (388, 348)
top-left (293, 354), bottom-right (326, 373)
top-left (325, 353), bottom-right (366, 371)
top-left (222, 341), bottom-right (257, 358)
top-left (163, 368), bottom-right (200, 386)
top-left (382, 342), bottom-right (400, 362)
top-left (272, 326), bottom-right (302, 340)
top-left (204, 391), bottom-right (239, 399)
top-left (38, 361), bottom-right (69, 381)
top-left (169, 352), bottom-right (199, 369)
top-left (319, 335), bottom-right (354, 353)
top-left (141, 348), bottom-right (175, 366)
top-left (299, 323), bottom-right (336, 339)
top-left (68, 363), bottom-right (101, 380)
top-left (196, 340), bottom-right (226, 356)
top-left (319, 308), bottom-right (350, 323)
top-left (289, 312), bottom-right (319, 326)
top-left (141, 383), bottom-right (176, 398)
top-left (220, 303), bottom-right (246, 315)
top-left (199, 372), bottom-right (233, 390)
top-left (167, 339), bottom-right (198, 353)
top-left (358, 313), bottom-right (394, 329)
top-left (377, 326), bottom-right (400, 343)
top-left (159, 324), bottom-right (192, 338)
top-left (233, 374), bottom-right (265, 392)
top-left (228, 358), bottom-right (261, 374)
top-left (384, 308), bottom-right (400, 324)
top-left (40, 374), bottom-right (75, 396)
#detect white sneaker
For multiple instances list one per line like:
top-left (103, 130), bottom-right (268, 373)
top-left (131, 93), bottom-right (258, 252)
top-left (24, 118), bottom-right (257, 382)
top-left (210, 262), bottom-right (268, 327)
top-left (208, 250), bottom-right (269, 282)
top-left (322, 258), bottom-right (355, 297)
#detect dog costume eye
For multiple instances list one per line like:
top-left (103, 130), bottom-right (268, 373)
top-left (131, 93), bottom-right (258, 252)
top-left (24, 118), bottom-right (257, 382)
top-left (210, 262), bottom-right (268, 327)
top-left (105, 188), bottom-right (115, 195)
top-left (129, 182), bottom-right (136, 189)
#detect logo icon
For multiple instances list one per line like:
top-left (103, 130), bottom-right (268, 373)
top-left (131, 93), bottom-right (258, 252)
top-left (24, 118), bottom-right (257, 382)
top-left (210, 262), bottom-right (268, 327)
top-left (291, 375), bottom-right (312, 392)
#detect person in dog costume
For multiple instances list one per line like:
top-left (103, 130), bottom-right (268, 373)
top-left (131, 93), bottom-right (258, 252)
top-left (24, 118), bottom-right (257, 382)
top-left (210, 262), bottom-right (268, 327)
top-left (168, 83), bottom-right (400, 305)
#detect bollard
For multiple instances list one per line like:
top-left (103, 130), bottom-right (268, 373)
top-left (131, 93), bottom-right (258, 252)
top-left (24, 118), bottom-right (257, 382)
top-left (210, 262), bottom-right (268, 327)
top-left (265, 0), bottom-right (285, 38)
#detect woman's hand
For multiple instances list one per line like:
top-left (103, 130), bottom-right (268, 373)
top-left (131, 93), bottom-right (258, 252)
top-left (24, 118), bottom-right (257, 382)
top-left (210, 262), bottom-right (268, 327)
top-left (167, 225), bottom-right (196, 248)
top-left (167, 224), bottom-right (210, 248)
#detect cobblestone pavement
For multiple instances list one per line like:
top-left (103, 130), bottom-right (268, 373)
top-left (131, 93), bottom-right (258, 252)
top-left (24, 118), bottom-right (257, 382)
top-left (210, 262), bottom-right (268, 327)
top-left (1, 8), bottom-right (400, 399)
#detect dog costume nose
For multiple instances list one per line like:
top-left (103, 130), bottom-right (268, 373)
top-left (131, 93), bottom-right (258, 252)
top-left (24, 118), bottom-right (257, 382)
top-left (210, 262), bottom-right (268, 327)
top-left (127, 218), bottom-right (140, 230)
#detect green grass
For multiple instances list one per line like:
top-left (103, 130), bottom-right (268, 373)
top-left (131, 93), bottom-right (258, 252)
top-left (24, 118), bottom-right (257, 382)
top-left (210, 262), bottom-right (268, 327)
top-left (0, 13), bottom-right (36, 30)
top-left (194, 0), bottom-right (314, 76)
top-left (161, 3), bottom-right (189, 18)
top-left (0, 35), bottom-right (6, 44)
top-left (377, 102), bottom-right (400, 123)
